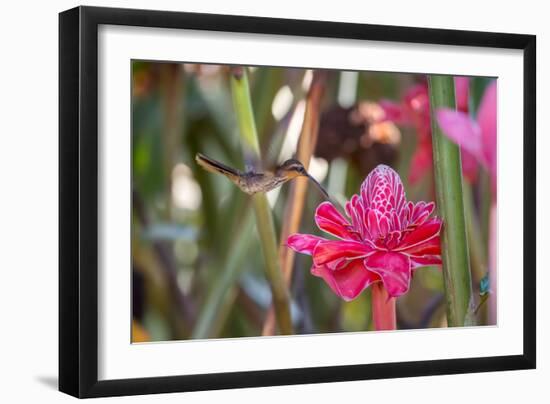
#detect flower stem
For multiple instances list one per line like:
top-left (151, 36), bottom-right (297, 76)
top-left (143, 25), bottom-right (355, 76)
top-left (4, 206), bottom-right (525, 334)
top-left (230, 68), bottom-right (293, 335)
top-left (371, 283), bottom-right (396, 330)
top-left (428, 75), bottom-right (474, 327)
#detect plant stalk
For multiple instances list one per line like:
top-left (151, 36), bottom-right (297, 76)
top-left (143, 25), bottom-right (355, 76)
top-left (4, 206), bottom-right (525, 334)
top-left (371, 283), bottom-right (396, 330)
top-left (230, 68), bottom-right (293, 334)
top-left (191, 212), bottom-right (254, 339)
top-left (428, 75), bottom-right (474, 327)
top-left (463, 181), bottom-right (487, 285)
top-left (488, 202), bottom-right (497, 325)
top-left (261, 71), bottom-right (327, 335)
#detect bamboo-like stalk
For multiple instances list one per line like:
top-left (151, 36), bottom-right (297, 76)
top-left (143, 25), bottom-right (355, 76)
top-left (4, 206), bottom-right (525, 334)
top-left (463, 181), bottom-right (487, 285)
top-left (230, 68), bottom-right (293, 335)
top-left (262, 71), bottom-right (327, 335)
top-left (428, 75), bottom-right (474, 327)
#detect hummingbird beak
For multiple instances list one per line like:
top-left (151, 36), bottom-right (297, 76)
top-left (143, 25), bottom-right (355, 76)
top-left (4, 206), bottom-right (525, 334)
top-left (304, 173), bottom-right (330, 200)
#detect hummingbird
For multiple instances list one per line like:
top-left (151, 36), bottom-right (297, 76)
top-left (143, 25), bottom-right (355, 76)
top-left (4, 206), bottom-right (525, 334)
top-left (195, 153), bottom-right (329, 198)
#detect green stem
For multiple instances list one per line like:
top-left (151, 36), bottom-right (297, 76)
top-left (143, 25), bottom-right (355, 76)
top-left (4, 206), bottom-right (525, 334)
top-left (428, 75), bottom-right (474, 327)
top-left (230, 68), bottom-right (261, 161)
top-left (252, 67), bottom-right (284, 145)
top-left (191, 213), bottom-right (254, 339)
top-left (463, 181), bottom-right (487, 286)
top-left (479, 170), bottom-right (491, 249)
top-left (230, 68), bottom-right (293, 335)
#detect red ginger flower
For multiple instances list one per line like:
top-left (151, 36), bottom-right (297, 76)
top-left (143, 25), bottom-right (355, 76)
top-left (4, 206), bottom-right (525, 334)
top-left (379, 84), bottom-right (432, 184)
top-left (435, 81), bottom-right (497, 196)
top-left (380, 78), bottom-right (478, 184)
top-left (287, 165), bottom-right (442, 300)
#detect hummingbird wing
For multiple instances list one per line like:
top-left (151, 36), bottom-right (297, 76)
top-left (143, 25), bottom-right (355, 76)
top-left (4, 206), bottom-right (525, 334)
top-left (264, 113), bottom-right (293, 170)
top-left (195, 153), bottom-right (243, 182)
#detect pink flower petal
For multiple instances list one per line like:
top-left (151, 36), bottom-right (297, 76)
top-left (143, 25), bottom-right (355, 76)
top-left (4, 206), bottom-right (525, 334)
top-left (346, 194), bottom-right (366, 239)
top-left (408, 142), bottom-right (433, 185)
top-left (364, 251), bottom-right (412, 297)
top-left (379, 215), bottom-right (390, 237)
top-left (477, 81), bottom-right (497, 182)
top-left (312, 240), bottom-right (374, 270)
top-left (461, 148), bottom-right (478, 183)
top-left (403, 84), bottom-right (431, 141)
top-left (315, 201), bottom-right (356, 240)
top-left (435, 109), bottom-right (486, 166)
top-left (379, 100), bottom-right (409, 124)
top-left (366, 209), bottom-right (380, 240)
top-left (385, 230), bottom-right (402, 250)
top-left (286, 234), bottom-right (326, 255)
top-left (311, 260), bottom-right (380, 301)
top-left (410, 255), bottom-right (442, 268)
top-left (360, 164), bottom-right (406, 213)
top-left (401, 201), bottom-right (413, 225)
top-left (397, 217), bottom-right (442, 252)
top-left (401, 234), bottom-right (441, 257)
top-left (454, 77), bottom-right (470, 113)
top-left (409, 201), bottom-right (435, 226)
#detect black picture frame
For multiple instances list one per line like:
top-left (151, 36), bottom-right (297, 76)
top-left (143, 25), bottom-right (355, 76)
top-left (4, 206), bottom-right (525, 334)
top-left (59, 5), bottom-right (536, 398)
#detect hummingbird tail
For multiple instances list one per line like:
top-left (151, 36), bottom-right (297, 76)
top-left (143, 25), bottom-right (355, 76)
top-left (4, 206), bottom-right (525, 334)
top-left (195, 153), bottom-right (241, 181)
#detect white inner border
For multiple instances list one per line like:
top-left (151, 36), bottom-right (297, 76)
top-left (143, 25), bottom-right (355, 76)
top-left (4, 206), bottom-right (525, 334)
top-left (98, 25), bottom-right (524, 381)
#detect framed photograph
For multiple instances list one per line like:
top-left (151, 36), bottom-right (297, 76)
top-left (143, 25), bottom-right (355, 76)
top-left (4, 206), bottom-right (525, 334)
top-left (59, 6), bottom-right (536, 398)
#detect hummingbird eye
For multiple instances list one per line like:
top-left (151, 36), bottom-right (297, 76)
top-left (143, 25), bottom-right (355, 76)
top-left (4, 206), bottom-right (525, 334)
top-left (282, 159), bottom-right (305, 174)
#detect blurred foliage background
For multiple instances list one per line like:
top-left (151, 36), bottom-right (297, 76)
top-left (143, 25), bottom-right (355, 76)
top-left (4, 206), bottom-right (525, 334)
top-left (131, 62), bottom-right (492, 342)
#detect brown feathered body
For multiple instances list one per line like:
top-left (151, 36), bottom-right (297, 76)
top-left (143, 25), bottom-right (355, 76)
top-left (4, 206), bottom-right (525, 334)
top-left (195, 153), bottom-right (296, 195)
